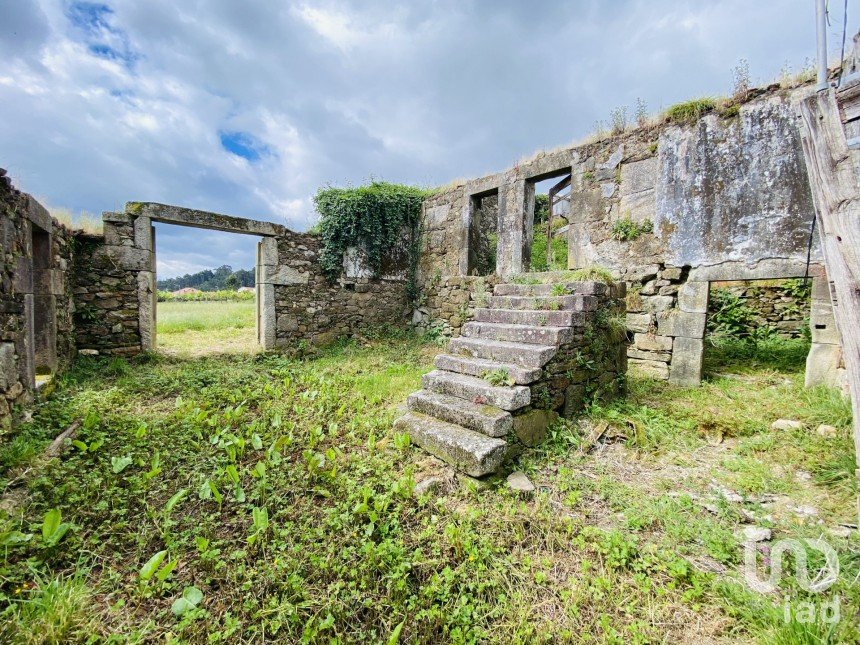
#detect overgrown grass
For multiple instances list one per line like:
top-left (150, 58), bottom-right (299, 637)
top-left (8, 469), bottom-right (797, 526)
top-left (0, 334), bottom-right (856, 642)
top-left (156, 301), bottom-right (257, 356)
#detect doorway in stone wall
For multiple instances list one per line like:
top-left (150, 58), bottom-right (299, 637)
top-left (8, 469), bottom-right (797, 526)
top-left (525, 170), bottom-right (571, 272)
top-left (31, 222), bottom-right (57, 383)
top-left (702, 278), bottom-right (815, 377)
top-left (466, 188), bottom-right (499, 276)
top-left (152, 222), bottom-right (262, 357)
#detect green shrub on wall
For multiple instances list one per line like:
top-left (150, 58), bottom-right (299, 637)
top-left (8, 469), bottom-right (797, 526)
top-left (314, 182), bottom-right (432, 285)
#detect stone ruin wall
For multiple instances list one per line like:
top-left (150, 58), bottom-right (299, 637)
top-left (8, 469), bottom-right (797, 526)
top-left (707, 280), bottom-right (811, 339)
top-left (415, 84), bottom-right (845, 389)
top-left (0, 191), bottom-right (415, 429)
top-left (0, 171), bottom-right (76, 429)
top-left (266, 232), bottom-right (409, 347)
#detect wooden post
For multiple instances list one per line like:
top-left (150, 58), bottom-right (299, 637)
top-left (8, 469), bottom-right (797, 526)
top-left (797, 88), bottom-right (860, 523)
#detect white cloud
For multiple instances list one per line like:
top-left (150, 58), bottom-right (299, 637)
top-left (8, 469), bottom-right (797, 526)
top-left (0, 0), bottom-right (828, 272)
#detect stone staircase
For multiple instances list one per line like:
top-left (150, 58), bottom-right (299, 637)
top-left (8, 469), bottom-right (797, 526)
top-left (395, 278), bottom-right (626, 477)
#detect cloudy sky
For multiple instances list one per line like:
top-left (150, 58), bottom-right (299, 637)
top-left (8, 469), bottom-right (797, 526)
top-left (0, 1), bottom-right (851, 277)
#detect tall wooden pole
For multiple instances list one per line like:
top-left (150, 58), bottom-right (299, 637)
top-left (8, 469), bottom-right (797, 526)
top-left (797, 87), bottom-right (860, 523)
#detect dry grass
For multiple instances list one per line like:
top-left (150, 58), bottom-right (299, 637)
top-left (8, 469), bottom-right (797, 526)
top-left (48, 206), bottom-right (103, 235)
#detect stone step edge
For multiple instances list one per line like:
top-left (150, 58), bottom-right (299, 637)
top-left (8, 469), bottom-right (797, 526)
top-left (433, 354), bottom-right (543, 385)
top-left (407, 389), bottom-right (512, 438)
top-left (393, 412), bottom-right (509, 477)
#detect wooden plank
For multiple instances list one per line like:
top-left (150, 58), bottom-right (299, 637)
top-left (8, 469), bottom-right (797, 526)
top-left (798, 89), bottom-right (860, 523)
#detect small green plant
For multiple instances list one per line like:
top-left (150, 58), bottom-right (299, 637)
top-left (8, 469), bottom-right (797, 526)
top-left (482, 369), bottom-right (514, 387)
top-left (138, 550), bottom-right (176, 590)
top-left (422, 319), bottom-right (448, 346)
top-left (665, 98), bottom-right (717, 124)
top-left (550, 283), bottom-right (569, 297)
top-left (111, 455), bottom-right (133, 474)
top-left (611, 217), bottom-right (652, 241)
top-left (41, 509), bottom-right (71, 548)
top-left (247, 507), bottom-right (270, 546)
top-left (719, 104), bottom-right (740, 119)
top-left (171, 586), bottom-right (203, 617)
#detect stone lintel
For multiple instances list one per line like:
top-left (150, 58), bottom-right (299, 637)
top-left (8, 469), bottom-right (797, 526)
top-left (25, 195), bottom-right (52, 232)
top-left (126, 202), bottom-right (288, 237)
top-left (689, 259), bottom-right (825, 282)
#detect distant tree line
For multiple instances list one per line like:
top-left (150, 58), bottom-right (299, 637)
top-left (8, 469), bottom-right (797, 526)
top-left (157, 265), bottom-right (255, 292)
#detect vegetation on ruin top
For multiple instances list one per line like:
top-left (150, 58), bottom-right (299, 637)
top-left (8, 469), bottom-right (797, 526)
top-left (314, 181), bottom-right (432, 290)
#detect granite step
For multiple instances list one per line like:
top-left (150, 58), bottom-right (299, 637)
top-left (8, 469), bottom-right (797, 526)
top-left (487, 294), bottom-right (598, 311)
top-left (393, 412), bottom-right (508, 477)
top-left (434, 354), bottom-right (543, 385)
top-left (493, 281), bottom-right (608, 297)
top-left (407, 389), bottom-right (512, 437)
top-left (461, 321), bottom-right (571, 345)
top-left (448, 336), bottom-right (556, 368)
top-left (422, 369), bottom-right (531, 411)
top-left (472, 307), bottom-right (586, 327)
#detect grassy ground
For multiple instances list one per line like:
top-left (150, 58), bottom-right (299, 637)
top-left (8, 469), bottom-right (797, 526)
top-left (156, 301), bottom-right (258, 357)
top-left (0, 330), bottom-right (857, 642)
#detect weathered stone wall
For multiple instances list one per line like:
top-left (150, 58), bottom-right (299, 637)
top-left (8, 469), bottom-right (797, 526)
top-left (708, 279), bottom-right (811, 339)
top-left (0, 171), bottom-right (76, 428)
top-left (529, 283), bottom-right (628, 418)
top-left (71, 229), bottom-right (146, 355)
top-left (261, 232), bottom-right (410, 347)
top-left (417, 83), bottom-right (841, 387)
top-left (414, 275), bottom-right (498, 337)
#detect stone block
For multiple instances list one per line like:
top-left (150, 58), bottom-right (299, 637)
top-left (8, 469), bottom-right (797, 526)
top-left (628, 358), bottom-right (670, 380)
top-left (660, 267), bottom-right (683, 280)
top-left (93, 246), bottom-right (153, 271)
top-left (626, 264), bottom-right (660, 283)
top-left (259, 283), bottom-right (276, 349)
top-left (259, 237), bottom-right (278, 266)
top-left (633, 333), bottom-right (673, 351)
top-left (137, 271), bottom-right (155, 350)
top-left (260, 264), bottom-right (310, 285)
top-left (0, 342), bottom-right (16, 390)
top-left (628, 348), bottom-right (671, 361)
top-left (513, 409), bottom-right (558, 446)
top-left (657, 310), bottom-right (706, 339)
top-left (425, 204), bottom-right (450, 227)
top-left (394, 412), bottom-right (508, 477)
top-left (678, 281), bottom-right (709, 313)
top-left (133, 216), bottom-right (153, 251)
top-left (642, 295), bottom-right (674, 313)
top-left (625, 313), bottom-right (652, 333)
top-left (102, 211), bottom-right (133, 224)
top-left (669, 337), bottom-right (704, 386)
top-left (13, 256), bottom-right (32, 293)
top-left (804, 342), bottom-right (843, 388)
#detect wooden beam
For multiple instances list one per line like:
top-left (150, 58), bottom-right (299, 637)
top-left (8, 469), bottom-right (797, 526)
top-left (797, 88), bottom-right (860, 524)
